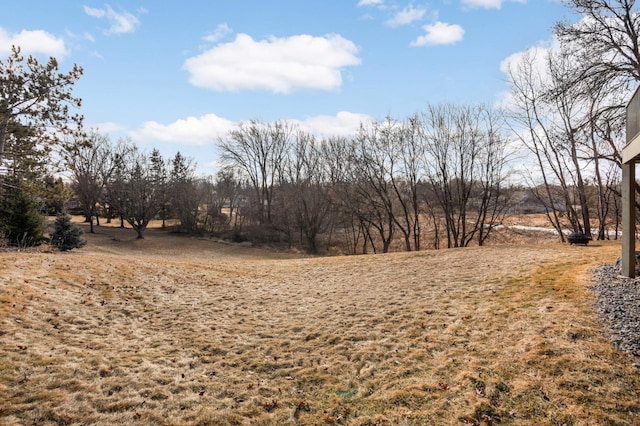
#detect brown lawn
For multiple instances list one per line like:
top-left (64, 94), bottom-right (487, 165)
top-left (0, 220), bottom-right (639, 425)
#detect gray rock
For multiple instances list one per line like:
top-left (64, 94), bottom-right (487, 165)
top-left (590, 264), bottom-right (640, 365)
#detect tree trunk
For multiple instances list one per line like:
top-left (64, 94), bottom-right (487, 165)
top-left (569, 137), bottom-right (591, 236)
top-left (0, 113), bottom-right (9, 167)
top-left (88, 206), bottom-right (95, 233)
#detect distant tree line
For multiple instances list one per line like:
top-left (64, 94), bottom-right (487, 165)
top-left (7, 103), bottom-right (510, 252)
top-left (0, 0), bottom-right (638, 251)
top-left (61, 132), bottom-right (200, 240)
top-left (215, 106), bottom-right (512, 253)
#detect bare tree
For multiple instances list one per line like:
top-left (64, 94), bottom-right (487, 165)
top-left (475, 109), bottom-right (513, 245)
top-left (218, 120), bottom-right (291, 224)
top-left (188, 177), bottom-right (226, 234)
top-left (551, 0), bottom-right (640, 238)
top-left (279, 131), bottom-right (332, 254)
top-left (506, 51), bottom-right (577, 240)
top-left (547, 48), bottom-right (593, 236)
top-left (582, 80), bottom-right (627, 239)
top-left (506, 28), bottom-right (631, 240)
top-left (213, 167), bottom-right (243, 231)
top-left (391, 116), bottom-right (424, 251)
top-left (556, 0), bottom-right (640, 87)
top-left (318, 136), bottom-right (366, 254)
top-left (353, 116), bottom-right (425, 252)
top-left (421, 104), bottom-right (510, 248)
top-left (349, 121), bottom-right (397, 253)
top-left (62, 130), bottom-right (114, 233)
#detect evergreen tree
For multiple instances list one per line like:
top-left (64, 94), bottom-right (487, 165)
top-left (4, 120), bottom-right (49, 185)
top-left (50, 213), bottom-right (86, 251)
top-left (41, 176), bottom-right (72, 216)
top-left (107, 148), bottom-right (163, 239)
top-left (150, 148), bottom-right (169, 228)
top-left (0, 178), bottom-right (46, 246)
top-left (170, 152), bottom-right (198, 232)
top-left (0, 46), bottom-right (83, 246)
top-left (0, 45), bottom-right (83, 167)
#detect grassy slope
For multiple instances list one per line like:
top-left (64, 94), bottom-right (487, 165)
top-left (0, 224), bottom-right (639, 425)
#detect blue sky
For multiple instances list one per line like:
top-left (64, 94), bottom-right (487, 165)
top-left (2, 0), bottom-right (573, 174)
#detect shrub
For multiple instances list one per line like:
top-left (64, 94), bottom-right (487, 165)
top-left (50, 213), bottom-right (86, 251)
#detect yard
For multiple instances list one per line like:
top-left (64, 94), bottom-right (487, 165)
top-left (0, 221), bottom-right (638, 425)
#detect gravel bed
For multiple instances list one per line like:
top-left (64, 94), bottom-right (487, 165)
top-left (590, 263), bottom-right (640, 367)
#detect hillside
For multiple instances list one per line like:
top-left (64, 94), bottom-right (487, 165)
top-left (0, 221), bottom-right (639, 425)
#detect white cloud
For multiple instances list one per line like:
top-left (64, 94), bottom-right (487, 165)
top-left (83, 6), bottom-right (106, 19)
top-left (358, 0), bottom-right (384, 6)
top-left (129, 111), bottom-right (373, 148)
top-left (130, 114), bottom-right (235, 146)
top-left (462, 0), bottom-right (503, 8)
top-left (0, 28), bottom-right (67, 58)
top-left (411, 22), bottom-right (464, 46)
top-left (462, 0), bottom-right (527, 10)
top-left (386, 5), bottom-right (427, 27)
top-left (295, 111), bottom-right (375, 137)
top-left (88, 121), bottom-right (126, 134)
top-left (203, 23), bottom-right (232, 43)
top-left (500, 41), bottom-right (556, 76)
top-left (84, 5), bottom-right (140, 35)
top-left (496, 38), bottom-right (559, 109)
top-left (183, 33), bottom-right (361, 93)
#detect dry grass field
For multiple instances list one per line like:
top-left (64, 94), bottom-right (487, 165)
top-left (1, 219), bottom-right (639, 425)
